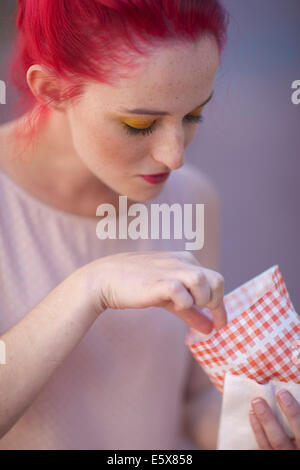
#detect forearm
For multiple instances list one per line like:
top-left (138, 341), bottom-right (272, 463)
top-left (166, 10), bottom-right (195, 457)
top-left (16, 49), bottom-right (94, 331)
top-left (0, 267), bottom-right (103, 439)
top-left (182, 384), bottom-right (222, 450)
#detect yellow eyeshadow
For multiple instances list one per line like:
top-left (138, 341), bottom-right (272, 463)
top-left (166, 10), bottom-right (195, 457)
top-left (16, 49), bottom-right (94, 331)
top-left (189, 105), bottom-right (204, 116)
top-left (120, 105), bottom-right (205, 129)
top-left (122, 118), bottom-right (154, 129)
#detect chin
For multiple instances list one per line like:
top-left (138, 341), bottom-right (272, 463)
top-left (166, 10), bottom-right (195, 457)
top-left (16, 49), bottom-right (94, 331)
top-left (126, 185), bottom-right (164, 203)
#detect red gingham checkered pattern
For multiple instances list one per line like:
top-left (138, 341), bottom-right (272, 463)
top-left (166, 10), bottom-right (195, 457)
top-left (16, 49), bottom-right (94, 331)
top-left (185, 265), bottom-right (300, 394)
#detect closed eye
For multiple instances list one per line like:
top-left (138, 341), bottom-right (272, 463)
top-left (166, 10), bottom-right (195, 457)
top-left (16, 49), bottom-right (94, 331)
top-left (122, 114), bottom-right (204, 136)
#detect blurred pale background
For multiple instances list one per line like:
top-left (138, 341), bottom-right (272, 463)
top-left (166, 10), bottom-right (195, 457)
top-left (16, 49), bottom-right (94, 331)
top-left (0, 1), bottom-right (299, 311)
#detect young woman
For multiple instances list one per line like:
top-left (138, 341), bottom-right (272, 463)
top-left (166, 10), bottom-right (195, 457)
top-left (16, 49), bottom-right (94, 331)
top-left (0, 0), bottom-right (298, 451)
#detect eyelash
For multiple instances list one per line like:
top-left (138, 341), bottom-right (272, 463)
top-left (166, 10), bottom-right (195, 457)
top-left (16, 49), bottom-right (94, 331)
top-left (122, 114), bottom-right (204, 136)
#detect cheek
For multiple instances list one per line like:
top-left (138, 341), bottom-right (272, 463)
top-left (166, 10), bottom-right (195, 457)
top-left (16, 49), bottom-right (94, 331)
top-left (83, 122), bottom-right (145, 171)
top-left (99, 137), bottom-right (145, 172)
top-left (68, 104), bottom-right (147, 167)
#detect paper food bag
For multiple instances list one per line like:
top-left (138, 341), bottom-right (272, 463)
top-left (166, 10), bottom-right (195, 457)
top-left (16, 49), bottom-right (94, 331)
top-left (185, 265), bottom-right (300, 449)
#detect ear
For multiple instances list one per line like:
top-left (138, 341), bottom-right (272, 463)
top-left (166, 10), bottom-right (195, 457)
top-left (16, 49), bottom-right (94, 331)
top-left (26, 65), bottom-right (67, 111)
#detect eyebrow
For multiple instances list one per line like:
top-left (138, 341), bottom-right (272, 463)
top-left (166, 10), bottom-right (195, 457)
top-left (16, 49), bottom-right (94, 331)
top-left (119, 91), bottom-right (214, 116)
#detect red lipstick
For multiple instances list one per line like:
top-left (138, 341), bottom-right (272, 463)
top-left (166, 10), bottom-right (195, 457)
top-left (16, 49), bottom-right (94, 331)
top-left (140, 172), bottom-right (170, 184)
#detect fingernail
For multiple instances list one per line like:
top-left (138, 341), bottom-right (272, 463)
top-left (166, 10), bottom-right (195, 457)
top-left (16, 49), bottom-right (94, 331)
top-left (252, 399), bottom-right (265, 414)
top-left (278, 390), bottom-right (292, 406)
top-left (199, 320), bottom-right (214, 334)
top-left (202, 325), bottom-right (213, 335)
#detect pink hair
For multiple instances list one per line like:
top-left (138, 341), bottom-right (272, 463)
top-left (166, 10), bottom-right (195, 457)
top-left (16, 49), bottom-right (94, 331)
top-left (8, 0), bottom-right (229, 157)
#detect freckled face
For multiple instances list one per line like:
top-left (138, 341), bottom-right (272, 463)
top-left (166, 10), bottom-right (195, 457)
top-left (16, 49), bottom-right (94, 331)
top-left (65, 34), bottom-right (220, 202)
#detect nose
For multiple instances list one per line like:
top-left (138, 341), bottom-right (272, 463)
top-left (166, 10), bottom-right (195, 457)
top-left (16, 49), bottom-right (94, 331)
top-left (151, 127), bottom-right (185, 170)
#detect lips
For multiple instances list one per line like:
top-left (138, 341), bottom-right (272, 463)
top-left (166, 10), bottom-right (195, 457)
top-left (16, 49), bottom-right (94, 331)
top-left (140, 173), bottom-right (170, 184)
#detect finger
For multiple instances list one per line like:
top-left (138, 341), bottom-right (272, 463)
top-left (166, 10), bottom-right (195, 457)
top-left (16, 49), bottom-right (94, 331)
top-left (276, 390), bottom-right (300, 449)
top-left (175, 269), bottom-right (227, 331)
top-left (208, 299), bottom-right (228, 331)
top-left (202, 270), bottom-right (227, 330)
top-left (251, 398), bottom-right (296, 450)
top-left (171, 305), bottom-right (214, 334)
top-left (249, 410), bottom-right (273, 450)
top-left (156, 279), bottom-right (213, 333)
top-left (159, 279), bottom-right (194, 310)
top-left (175, 269), bottom-right (211, 307)
top-left (157, 279), bottom-right (214, 333)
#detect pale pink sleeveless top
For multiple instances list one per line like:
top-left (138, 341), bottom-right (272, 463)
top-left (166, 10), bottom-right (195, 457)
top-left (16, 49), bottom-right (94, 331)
top-left (0, 164), bottom-right (205, 450)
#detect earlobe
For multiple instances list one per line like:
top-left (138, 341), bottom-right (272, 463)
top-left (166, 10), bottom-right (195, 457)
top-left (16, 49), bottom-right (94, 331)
top-left (26, 64), bottom-right (65, 111)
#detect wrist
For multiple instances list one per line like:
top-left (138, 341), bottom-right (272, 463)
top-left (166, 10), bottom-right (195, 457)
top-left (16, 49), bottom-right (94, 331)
top-left (72, 263), bottom-right (107, 317)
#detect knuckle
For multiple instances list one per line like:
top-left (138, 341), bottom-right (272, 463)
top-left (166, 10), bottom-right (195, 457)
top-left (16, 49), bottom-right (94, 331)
top-left (190, 270), bottom-right (206, 285)
top-left (211, 275), bottom-right (224, 291)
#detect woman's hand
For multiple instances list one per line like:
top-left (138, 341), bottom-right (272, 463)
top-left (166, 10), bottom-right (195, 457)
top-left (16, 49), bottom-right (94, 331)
top-left (80, 250), bottom-right (227, 334)
top-left (249, 390), bottom-right (300, 449)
